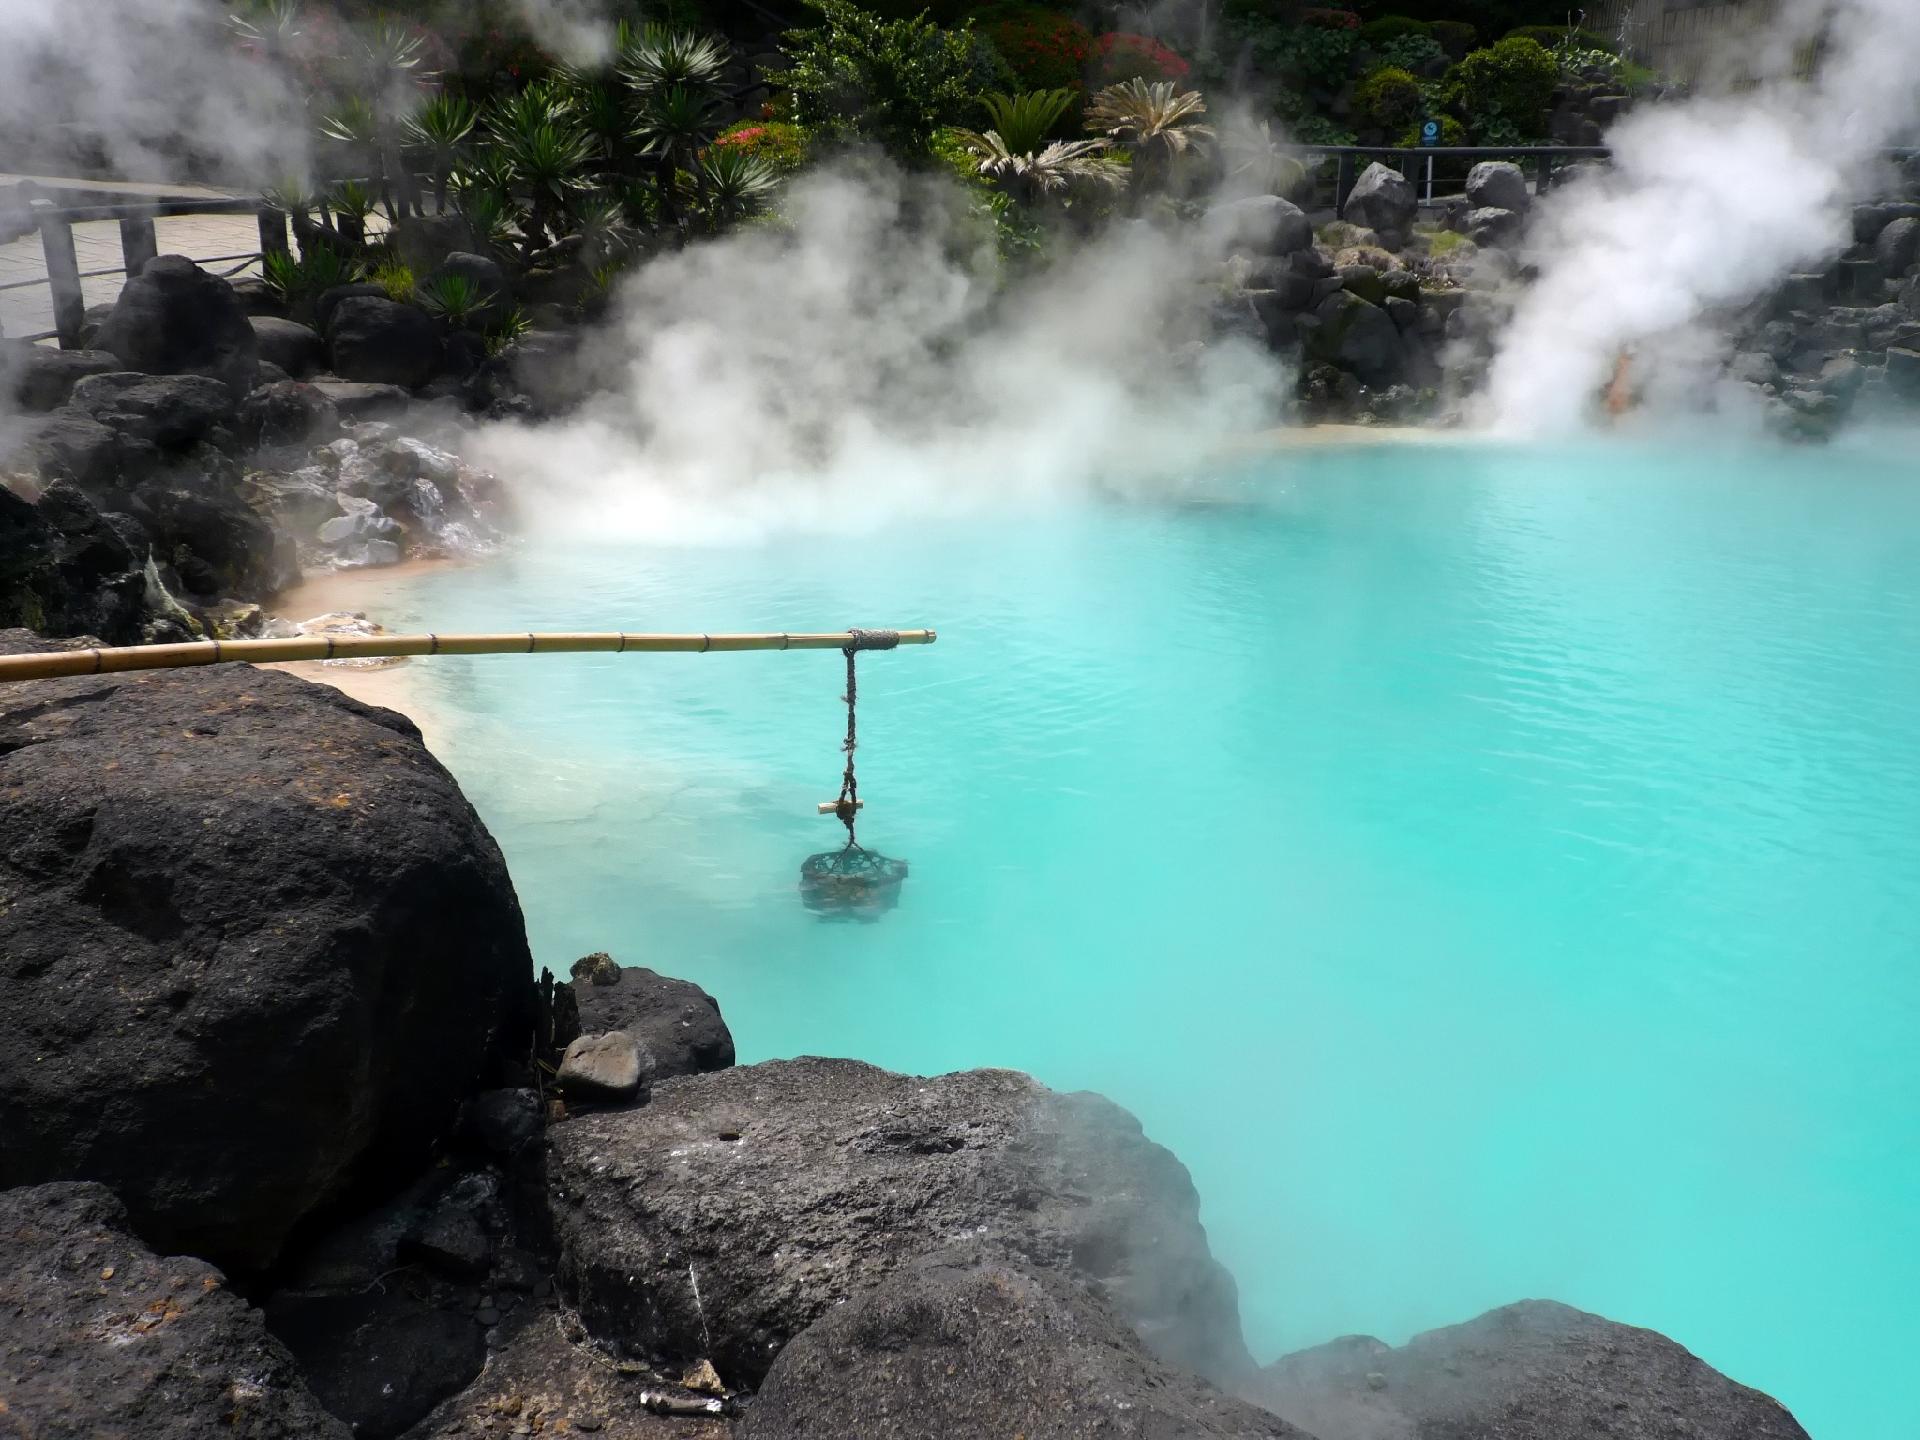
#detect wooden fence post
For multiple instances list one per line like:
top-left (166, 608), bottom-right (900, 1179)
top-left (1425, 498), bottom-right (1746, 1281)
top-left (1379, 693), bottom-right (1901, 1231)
top-left (118, 213), bottom-right (158, 278)
top-left (32, 200), bottom-right (84, 350)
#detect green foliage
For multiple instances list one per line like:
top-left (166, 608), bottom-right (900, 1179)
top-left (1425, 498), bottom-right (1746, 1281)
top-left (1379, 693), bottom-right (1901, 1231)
top-left (618, 24), bottom-right (730, 99)
top-left (1375, 31), bottom-right (1448, 74)
top-left (1445, 36), bottom-right (1557, 140)
top-left (1272, 92), bottom-right (1355, 147)
top-left (713, 121), bottom-right (811, 174)
top-left (978, 88), bottom-right (1077, 154)
top-left (416, 272), bottom-right (493, 325)
top-left (782, 0), bottom-right (978, 161)
top-left (1398, 112), bottom-right (1464, 146)
top-left (1223, 119), bottom-right (1307, 197)
top-left (985, 8), bottom-right (1095, 93)
top-left (329, 178), bottom-right (376, 221)
top-left (1355, 65), bottom-right (1423, 132)
top-left (484, 304), bottom-right (533, 357)
top-left (633, 82), bottom-right (723, 168)
top-left (262, 245), bottom-right (363, 307)
top-left (1425, 227), bottom-right (1472, 256)
top-left (693, 145), bottom-right (783, 228)
top-left (1429, 20), bottom-right (1478, 58)
top-left (930, 126), bottom-right (1048, 264)
top-left (1506, 24), bottom-right (1616, 53)
top-left (1358, 16), bottom-right (1431, 47)
top-left (371, 257), bottom-right (416, 303)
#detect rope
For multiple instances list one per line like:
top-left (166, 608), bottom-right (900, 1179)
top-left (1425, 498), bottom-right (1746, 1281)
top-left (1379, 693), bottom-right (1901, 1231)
top-left (835, 640), bottom-right (861, 846)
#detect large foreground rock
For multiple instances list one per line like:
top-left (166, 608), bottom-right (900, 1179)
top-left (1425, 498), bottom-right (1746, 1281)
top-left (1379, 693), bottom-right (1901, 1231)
top-left (2, 342), bottom-right (119, 411)
top-left (0, 1181), bottom-right (348, 1438)
top-left (547, 1057), bottom-right (1252, 1387)
top-left (741, 1254), bottom-right (1306, 1440)
top-left (67, 370), bottom-right (237, 450)
top-left (0, 656), bottom-right (534, 1271)
top-left (1342, 162), bottom-right (1416, 246)
top-left (1250, 1300), bottom-right (1811, 1440)
top-left (326, 296), bottom-right (441, 389)
top-left (0, 481), bottom-right (149, 641)
top-left (95, 255), bottom-right (259, 396)
top-left (1465, 159), bottom-right (1531, 214)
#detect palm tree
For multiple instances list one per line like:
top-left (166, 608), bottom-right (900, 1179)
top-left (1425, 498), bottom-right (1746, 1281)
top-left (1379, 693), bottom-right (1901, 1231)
top-left (1084, 78), bottom-right (1214, 196)
top-left (692, 147), bottom-right (782, 230)
top-left (976, 90), bottom-right (1077, 156)
top-left (1222, 118), bottom-right (1306, 199)
top-left (618, 25), bottom-right (731, 102)
top-left (407, 93), bottom-right (478, 213)
top-left (953, 133), bottom-right (1125, 207)
top-left (486, 86), bottom-right (594, 256)
top-left (632, 84), bottom-right (722, 231)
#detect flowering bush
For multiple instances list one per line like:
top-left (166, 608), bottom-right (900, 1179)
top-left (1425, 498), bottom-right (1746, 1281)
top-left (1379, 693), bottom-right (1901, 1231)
top-left (1092, 32), bottom-right (1190, 85)
top-left (1299, 8), bottom-right (1361, 30)
top-left (713, 120), bottom-right (809, 173)
top-left (987, 9), bottom-right (1095, 92)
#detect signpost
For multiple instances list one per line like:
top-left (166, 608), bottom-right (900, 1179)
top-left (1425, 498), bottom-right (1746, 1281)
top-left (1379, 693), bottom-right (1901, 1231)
top-left (1419, 120), bottom-right (1441, 202)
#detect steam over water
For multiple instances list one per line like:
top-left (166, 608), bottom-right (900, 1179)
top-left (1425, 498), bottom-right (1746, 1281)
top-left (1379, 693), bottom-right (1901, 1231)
top-left (384, 435), bottom-right (1920, 1440)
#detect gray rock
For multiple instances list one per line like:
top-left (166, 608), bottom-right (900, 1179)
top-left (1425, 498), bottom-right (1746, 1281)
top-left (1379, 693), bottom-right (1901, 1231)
top-left (547, 1057), bottom-right (1253, 1388)
top-left (740, 1255), bottom-right (1307, 1440)
top-left (1249, 1300), bottom-right (1810, 1440)
top-left (431, 251), bottom-right (513, 328)
top-left (95, 255), bottom-right (259, 396)
top-left (1342, 163), bottom-right (1415, 246)
top-left (462, 1087), bottom-right (543, 1159)
top-left (1465, 160), bottom-right (1531, 213)
top-left (67, 370), bottom-right (236, 449)
top-left (238, 380), bottom-right (340, 450)
top-left (242, 465), bottom-right (342, 536)
top-left (1207, 195), bottom-right (1314, 257)
top-left (0, 482), bottom-right (151, 642)
top-left (326, 296), bottom-right (441, 389)
top-left (0, 660), bottom-right (534, 1272)
top-left (1384, 296), bottom-right (1420, 332)
top-left (572, 964), bottom-right (735, 1079)
top-left (317, 492), bottom-right (401, 546)
top-left (1308, 291), bottom-right (1404, 387)
top-left (314, 281), bottom-right (387, 335)
top-left (1876, 216), bottom-right (1920, 278)
top-left (251, 316), bottom-right (328, 378)
top-left (6, 407), bottom-right (151, 490)
top-left (1886, 346), bottom-right (1920, 398)
top-left (1730, 351), bottom-right (1782, 389)
top-left (558, 1030), bottom-right (651, 1102)
top-left (0, 1182), bottom-right (348, 1439)
top-left (1338, 264), bottom-right (1386, 304)
top-left (3, 343), bottom-right (119, 411)
top-left (1853, 203), bottom-right (1892, 244)
top-left (1467, 205), bottom-right (1524, 247)
top-left (124, 456), bottom-right (292, 599)
top-left (307, 379), bottom-right (411, 420)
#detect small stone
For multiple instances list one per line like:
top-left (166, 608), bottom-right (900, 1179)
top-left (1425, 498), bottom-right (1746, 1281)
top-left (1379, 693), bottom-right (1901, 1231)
top-left (1366, 1371), bottom-right (1388, 1391)
top-left (570, 951), bottom-right (621, 985)
top-left (476, 1306), bottom-right (501, 1327)
top-left (557, 1032), bottom-right (652, 1104)
top-left (573, 1417), bottom-right (605, 1433)
top-left (682, 1358), bottom-right (726, 1395)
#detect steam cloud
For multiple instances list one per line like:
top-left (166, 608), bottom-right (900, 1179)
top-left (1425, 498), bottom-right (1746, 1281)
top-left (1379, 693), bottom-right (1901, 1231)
top-left (475, 168), bottom-right (1290, 544)
top-left (1484, 0), bottom-right (1920, 433)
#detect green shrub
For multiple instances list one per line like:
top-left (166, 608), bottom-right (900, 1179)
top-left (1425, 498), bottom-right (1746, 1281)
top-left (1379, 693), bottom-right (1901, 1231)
top-left (1355, 65), bottom-right (1423, 132)
top-left (371, 257), bottom-right (416, 303)
top-left (1446, 36), bottom-right (1558, 140)
top-left (1429, 20), bottom-right (1477, 58)
top-left (985, 7), bottom-right (1095, 91)
top-left (1376, 31), bottom-right (1448, 74)
top-left (1426, 228), bottom-right (1472, 257)
top-left (782, 0), bottom-right (979, 160)
top-left (1358, 16), bottom-right (1432, 47)
top-left (713, 119), bottom-right (810, 173)
top-left (1506, 24), bottom-right (1617, 53)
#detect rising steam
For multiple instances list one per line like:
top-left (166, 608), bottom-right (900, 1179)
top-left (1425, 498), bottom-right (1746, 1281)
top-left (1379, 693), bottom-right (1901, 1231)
top-left (1484, 0), bottom-right (1920, 432)
top-left (474, 167), bottom-right (1289, 544)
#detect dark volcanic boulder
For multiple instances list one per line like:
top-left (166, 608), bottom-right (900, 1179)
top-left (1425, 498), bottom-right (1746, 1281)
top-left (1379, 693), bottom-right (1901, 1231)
top-left (1207, 195), bottom-right (1314, 257)
top-left (95, 255), bottom-right (259, 396)
top-left (1875, 216), bottom-right (1920, 278)
top-left (1250, 1301), bottom-right (1811, 1440)
top-left (239, 379), bottom-right (341, 449)
top-left (1467, 205), bottom-right (1525, 247)
top-left (547, 1057), bottom-right (1252, 1388)
top-left (326, 296), bottom-right (441, 389)
top-left (0, 657), bottom-right (535, 1272)
top-left (570, 961), bottom-right (735, 1078)
top-left (267, 1285), bottom-right (485, 1439)
top-left (0, 1181), bottom-right (348, 1439)
top-left (3, 343), bottom-right (120, 411)
top-left (130, 460), bottom-right (294, 597)
top-left (251, 316), bottom-right (328, 378)
top-left (431, 251), bottom-right (513, 329)
top-left (67, 371), bottom-right (237, 450)
top-left (308, 379), bottom-right (412, 421)
top-left (741, 1255), bottom-right (1307, 1440)
top-left (0, 480), bottom-right (149, 642)
top-left (1342, 162), bottom-right (1415, 247)
top-left (7, 407), bottom-right (154, 490)
top-left (1308, 291), bottom-right (1405, 387)
top-left (1465, 159), bottom-right (1531, 214)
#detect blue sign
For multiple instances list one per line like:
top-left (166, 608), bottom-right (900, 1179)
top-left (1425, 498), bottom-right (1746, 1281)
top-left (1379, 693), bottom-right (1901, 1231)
top-left (1420, 120), bottom-right (1442, 147)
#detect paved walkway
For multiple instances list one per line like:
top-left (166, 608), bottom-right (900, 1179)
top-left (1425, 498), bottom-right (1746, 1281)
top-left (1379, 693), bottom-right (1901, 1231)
top-left (1, 213), bottom-right (266, 341)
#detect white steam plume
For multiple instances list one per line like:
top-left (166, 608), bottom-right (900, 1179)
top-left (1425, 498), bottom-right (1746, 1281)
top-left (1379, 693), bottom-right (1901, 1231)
top-left (504, 0), bottom-right (616, 68)
top-left (474, 166), bottom-right (1290, 545)
top-left (0, 0), bottom-right (308, 186)
top-left (1484, 0), bottom-right (1920, 433)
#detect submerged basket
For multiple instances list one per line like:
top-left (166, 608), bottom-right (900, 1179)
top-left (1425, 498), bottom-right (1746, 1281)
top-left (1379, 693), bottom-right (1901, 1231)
top-left (799, 844), bottom-right (909, 917)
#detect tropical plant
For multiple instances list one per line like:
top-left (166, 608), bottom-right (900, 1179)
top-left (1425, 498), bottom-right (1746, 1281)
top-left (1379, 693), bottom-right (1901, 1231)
top-left (371, 257), bottom-right (416, 303)
top-left (407, 92), bottom-right (478, 212)
top-left (691, 146), bottom-right (783, 229)
top-left (484, 304), bottom-right (533, 357)
top-left (782, 0), bottom-right (978, 160)
top-left (486, 84), bottom-right (594, 252)
top-left (977, 88), bottom-right (1078, 154)
top-left (450, 176), bottom-right (523, 255)
top-left (329, 178), bottom-right (376, 247)
top-left (1222, 119), bottom-right (1306, 197)
top-left (618, 24), bottom-right (731, 100)
top-left (950, 131), bottom-right (1124, 206)
top-left (261, 244), bottom-right (361, 308)
top-left (227, 0), bottom-right (303, 64)
top-left (416, 272), bottom-right (494, 327)
top-left (1084, 79), bottom-right (1213, 194)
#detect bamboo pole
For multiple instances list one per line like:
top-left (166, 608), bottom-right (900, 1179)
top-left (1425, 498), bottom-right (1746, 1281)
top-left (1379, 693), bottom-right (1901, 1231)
top-left (0, 629), bottom-right (938, 685)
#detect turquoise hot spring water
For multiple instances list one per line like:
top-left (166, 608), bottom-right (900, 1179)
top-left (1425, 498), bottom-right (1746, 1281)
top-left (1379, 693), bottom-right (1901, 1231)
top-left (373, 435), bottom-right (1918, 1439)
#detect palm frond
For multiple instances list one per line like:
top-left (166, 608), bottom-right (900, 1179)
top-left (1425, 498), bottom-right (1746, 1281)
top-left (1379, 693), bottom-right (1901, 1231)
top-left (978, 90), bottom-right (1077, 157)
top-left (1084, 79), bottom-right (1214, 147)
top-left (619, 25), bottom-right (730, 99)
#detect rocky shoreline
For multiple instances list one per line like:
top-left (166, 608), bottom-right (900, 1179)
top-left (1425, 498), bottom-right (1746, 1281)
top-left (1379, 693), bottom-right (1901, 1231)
top-left (0, 629), bottom-right (1812, 1439)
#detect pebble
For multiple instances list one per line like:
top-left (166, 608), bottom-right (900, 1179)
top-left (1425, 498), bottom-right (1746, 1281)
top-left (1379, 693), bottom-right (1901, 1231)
top-left (573, 1417), bottom-right (604, 1433)
top-left (476, 1306), bottom-right (501, 1327)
